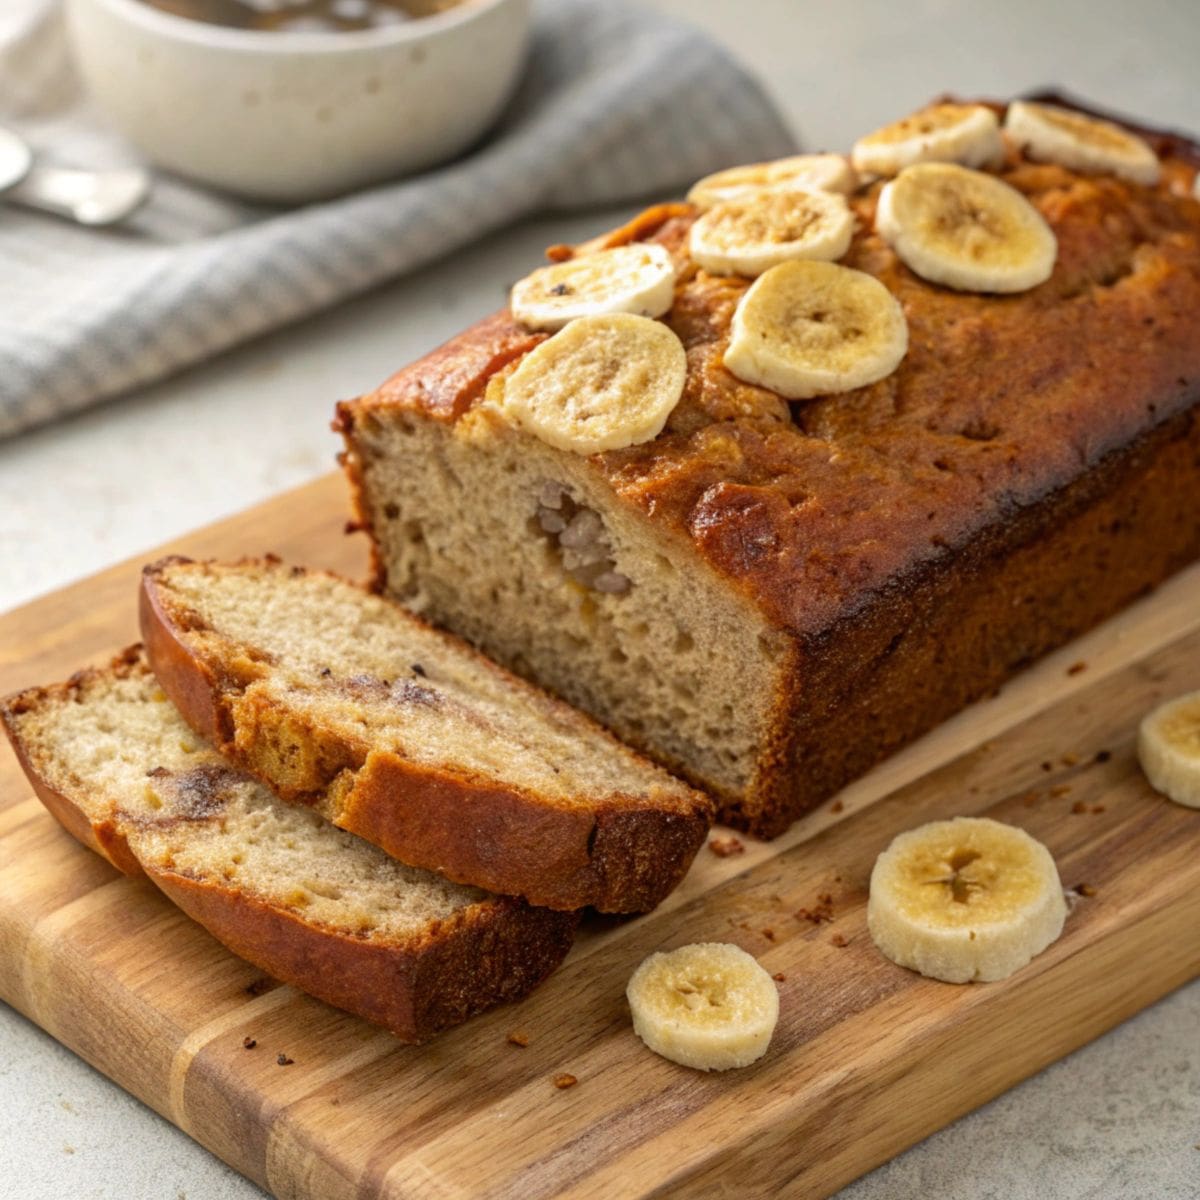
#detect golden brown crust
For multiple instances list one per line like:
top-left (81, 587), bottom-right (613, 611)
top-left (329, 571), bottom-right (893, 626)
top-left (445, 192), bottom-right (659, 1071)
top-left (146, 867), bottom-right (576, 1043)
top-left (334, 753), bottom-right (710, 912)
top-left (740, 404), bottom-right (1200, 836)
top-left (138, 558), bottom-right (712, 912)
top-left (337, 310), bottom-right (546, 427)
top-left (138, 564), bottom-right (231, 748)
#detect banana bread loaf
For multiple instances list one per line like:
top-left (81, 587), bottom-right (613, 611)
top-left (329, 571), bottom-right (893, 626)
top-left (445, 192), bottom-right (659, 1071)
top-left (336, 97), bottom-right (1200, 837)
top-left (1, 649), bottom-right (576, 1041)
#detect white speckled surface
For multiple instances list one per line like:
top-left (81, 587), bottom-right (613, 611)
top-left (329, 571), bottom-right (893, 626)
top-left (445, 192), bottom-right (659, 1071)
top-left (3, 1), bottom-right (1199, 1196)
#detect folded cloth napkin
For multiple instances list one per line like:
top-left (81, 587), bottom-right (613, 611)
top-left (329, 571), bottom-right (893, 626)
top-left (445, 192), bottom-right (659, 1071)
top-left (0, 0), bottom-right (795, 439)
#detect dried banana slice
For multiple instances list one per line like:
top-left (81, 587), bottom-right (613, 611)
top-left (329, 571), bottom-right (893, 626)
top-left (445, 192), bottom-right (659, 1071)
top-left (724, 260), bottom-right (908, 400)
top-left (868, 816), bottom-right (1067, 984)
top-left (501, 313), bottom-right (686, 454)
top-left (1138, 690), bottom-right (1200, 808)
top-left (510, 243), bottom-right (677, 332)
top-left (851, 103), bottom-right (1004, 176)
top-left (1005, 101), bottom-right (1161, 185)
top-left (876, 162), bottom-right (1057, 293)
top-left (688, 189), bottom-right (855, 277)
top-left (687, 153), bottom-right (857, 209)
top-left (627, 942), bottom-right (779, 1071)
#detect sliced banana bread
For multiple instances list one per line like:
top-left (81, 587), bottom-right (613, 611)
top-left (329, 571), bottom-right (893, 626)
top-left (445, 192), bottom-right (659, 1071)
top-left (1, 648), bottom-right (577, 1042)
top-left (139, 557), bottom-right (712, 913)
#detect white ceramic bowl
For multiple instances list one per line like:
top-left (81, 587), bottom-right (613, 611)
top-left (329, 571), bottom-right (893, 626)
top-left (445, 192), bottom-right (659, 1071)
top-left (65, 0), bottom-right (531, 203)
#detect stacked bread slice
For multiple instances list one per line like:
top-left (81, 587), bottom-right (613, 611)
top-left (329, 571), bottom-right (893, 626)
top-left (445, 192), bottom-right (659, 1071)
top-left (2, 558), bottom-right (712, 1042)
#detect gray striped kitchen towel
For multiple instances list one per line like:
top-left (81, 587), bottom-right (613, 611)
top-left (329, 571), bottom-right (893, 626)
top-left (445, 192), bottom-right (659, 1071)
top-left (0, 0), bottom-right (795, 439)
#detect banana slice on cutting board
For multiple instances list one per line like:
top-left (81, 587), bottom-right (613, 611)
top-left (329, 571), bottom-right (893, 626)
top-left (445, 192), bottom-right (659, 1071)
top-left (724, 260), bottom-right (908, 400)
top-left (510, 243), bottom-right (677, 332)
top-left (876, 162), bottom-right (1057, 293)
top-left (868, 816), bottom-right (1067, 983)
top-left (687, 153), bottom-right (857, 209)
top-left (689, 189), bottom-right (855, 277)
top-left (1138, 690), bottom-right (1200, 808)
top-left (1004, 101), bottom-right (1161, 186)
top-left (500, 312), bottom-right (686, 454)
top-left (852, 103), bottom-right (1004, 176)
top-left (627, 942), bottom-right (779, 1071)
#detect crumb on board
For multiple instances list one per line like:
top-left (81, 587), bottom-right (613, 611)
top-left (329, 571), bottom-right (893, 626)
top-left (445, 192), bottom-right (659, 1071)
top-left (830, 799), bottom-right (845, 814)
top-left (1095, 749), bottom-right (1112, 763)
top-left (1067, 661), bottom-right (1087, 676)
top-left (830, 933), bottom-right (850, 948)
top-left (1050, 784), bottom-right (1072, 797)
top-left (772, 972), bottom-right (787, 982)
top-left (797, 893), bottom-right (835, 925)
top-left (1092, 804), bottom-right (1106, 814)
top-left (552, 1074), bottom-right (578, 1090)
top-left (242, 1037), bottom-right (256, 1050)
top-left (1075, 883), bottom-right (1098, 897)
top-left (709, 835), bottom-right (745, 857)
top-left (1061, 753), bottom-right (1080, 767)
top-left (1041, 761), bottom-right (1053, 772)
top-left (1072, 800), bottom-right (1089, 814)
top-left (507, 1031), bottom-right (530, 1048)
top-left (761, 928), bottom-right (776, 941)
top-left (276, 1053), bottom-right (294, 1067)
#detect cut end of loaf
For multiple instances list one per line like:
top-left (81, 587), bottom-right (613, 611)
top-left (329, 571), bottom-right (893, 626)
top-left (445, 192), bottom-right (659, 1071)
top-left (339, 401), bottom-right (788, 825)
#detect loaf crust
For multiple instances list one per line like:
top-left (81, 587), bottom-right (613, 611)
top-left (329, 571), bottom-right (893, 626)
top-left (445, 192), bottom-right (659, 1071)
top-left (338, 99), bottom-right (1200, 836)
top-left (140, 557), bottom-right (712, 911)
top-left (147, 870), bottom-right (575, 1041)
top-left (1, 650), bottom-right (577, 1043)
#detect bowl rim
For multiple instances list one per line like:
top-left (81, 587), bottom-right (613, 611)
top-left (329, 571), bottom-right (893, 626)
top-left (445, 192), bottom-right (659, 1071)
top-left (70, 0), bottom-right (518, 53)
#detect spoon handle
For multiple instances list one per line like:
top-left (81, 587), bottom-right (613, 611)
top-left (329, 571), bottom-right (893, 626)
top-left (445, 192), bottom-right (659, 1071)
top-left (6, 163), bottom-right (152, 227)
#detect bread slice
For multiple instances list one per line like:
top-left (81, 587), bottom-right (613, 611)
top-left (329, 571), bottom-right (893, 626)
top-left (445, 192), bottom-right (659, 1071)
top-left (139, 556), bottom-right (712, 912)
top-left (1, 648), bottom-right (577, 1042)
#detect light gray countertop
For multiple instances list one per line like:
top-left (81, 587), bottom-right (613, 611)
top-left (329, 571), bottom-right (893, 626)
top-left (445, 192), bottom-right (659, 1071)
top-left (2, 2), bottom-right (1198, 1196)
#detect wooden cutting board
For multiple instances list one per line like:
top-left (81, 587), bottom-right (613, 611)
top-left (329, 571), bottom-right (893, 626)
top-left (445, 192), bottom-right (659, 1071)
top-left (2, 471), bottom-right (1199, 1200)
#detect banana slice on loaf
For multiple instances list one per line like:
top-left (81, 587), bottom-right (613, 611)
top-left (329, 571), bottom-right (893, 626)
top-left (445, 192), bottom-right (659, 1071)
top-left (724, 260), bottom-right (908, 400)
top-left (687, 153), bottom-right (857, 209)
top-left (627, 942), bottom-right (779, 1070)
top-left (852, 103), bottom-right (1004, 176)
top-left (868, 816), bottom-right (1067, 983)
top-left (1005, 100), bottom-right (1161, 185)
top-left (689, 189), bottom-right (855, 277)
top-left (499, 312), bottom-right (687, 454)
top-left (510, 243), bottom-right (677, 332)
top-left (1, 650), bottom-right (576, 1042)
top-left (876, 163), bottom-right (1057, 293)
top-left (139, 555), bottom-right (712, 913)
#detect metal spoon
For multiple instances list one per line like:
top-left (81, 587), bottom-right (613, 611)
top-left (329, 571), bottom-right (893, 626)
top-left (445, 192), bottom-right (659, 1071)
top-left (0, 125), bottom-right (151, 227)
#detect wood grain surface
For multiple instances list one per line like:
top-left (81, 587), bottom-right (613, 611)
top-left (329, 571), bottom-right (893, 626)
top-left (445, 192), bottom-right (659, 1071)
top-left (1, 470), bottom-right (1199, 1200)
